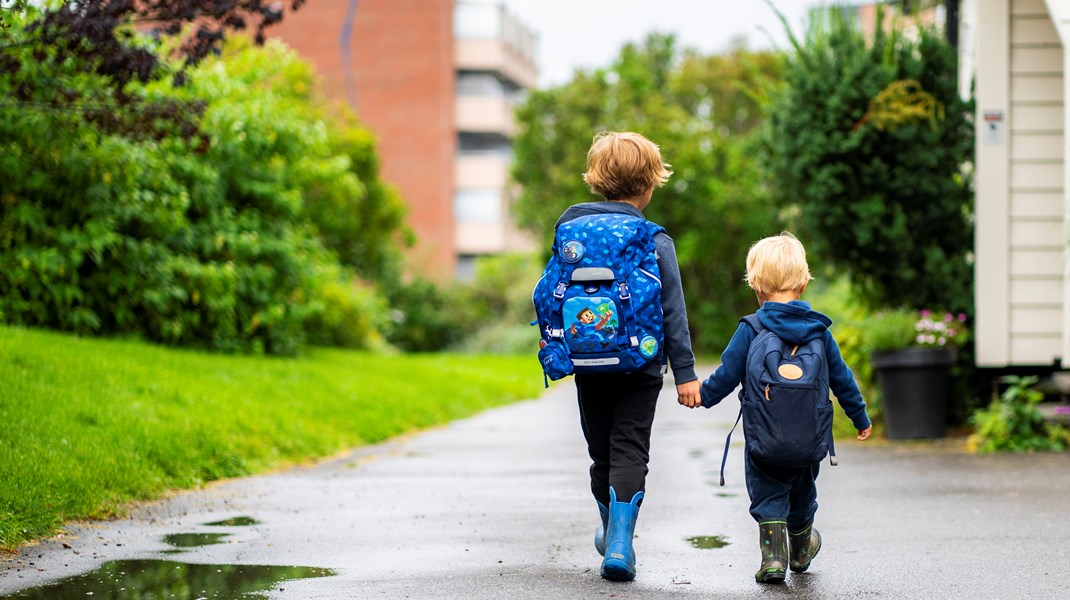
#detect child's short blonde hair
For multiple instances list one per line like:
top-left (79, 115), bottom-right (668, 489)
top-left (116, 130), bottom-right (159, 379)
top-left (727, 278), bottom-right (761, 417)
top-left (583, 131), bottom-right (672, 200)
top-left (745, 233), bottom-right (813, 296)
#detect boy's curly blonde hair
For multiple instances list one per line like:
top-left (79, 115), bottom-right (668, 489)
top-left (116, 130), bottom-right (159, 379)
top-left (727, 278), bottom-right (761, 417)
top-left (745, 233), bottom-right (813, 296)
top-left (582, 131), bottom-right (672, 200)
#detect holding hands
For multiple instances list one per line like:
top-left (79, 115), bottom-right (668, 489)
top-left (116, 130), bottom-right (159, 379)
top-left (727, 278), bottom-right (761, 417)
top-left (676, 379), bottom-right (701, 408)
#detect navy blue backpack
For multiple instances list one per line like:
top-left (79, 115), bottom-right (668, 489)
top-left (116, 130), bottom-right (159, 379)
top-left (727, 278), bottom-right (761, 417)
top-left (532, 213), bottom-right (665, 385)
top-left (719, 314), bottom-right (837, 485)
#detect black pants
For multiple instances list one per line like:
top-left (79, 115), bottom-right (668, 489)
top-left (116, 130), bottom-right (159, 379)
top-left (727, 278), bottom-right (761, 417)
top-left (575, 372), bottom-right (663, 507)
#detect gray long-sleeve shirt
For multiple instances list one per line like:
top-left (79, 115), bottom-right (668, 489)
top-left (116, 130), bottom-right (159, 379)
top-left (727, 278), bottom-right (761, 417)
top-left (555, 201), bottom-right (698, 384)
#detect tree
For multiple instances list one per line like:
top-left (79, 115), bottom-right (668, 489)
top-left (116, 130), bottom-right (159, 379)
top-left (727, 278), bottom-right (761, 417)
top-left (512, 35), bottom-right (784, 351)
top-left (761, 10), bottom-right (974, 315)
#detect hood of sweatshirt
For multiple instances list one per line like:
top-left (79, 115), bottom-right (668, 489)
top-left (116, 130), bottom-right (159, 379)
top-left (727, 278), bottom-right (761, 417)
top-left (554, 201), bottom-right (643, 230)
top-left (756, 300), bottom-right (832, 345)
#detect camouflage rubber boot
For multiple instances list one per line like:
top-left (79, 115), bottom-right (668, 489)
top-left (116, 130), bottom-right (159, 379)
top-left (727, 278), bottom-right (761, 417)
top-left (755, 520), bottom-right (788, 584)
top-left (788, 523), bottom-right (822, 573)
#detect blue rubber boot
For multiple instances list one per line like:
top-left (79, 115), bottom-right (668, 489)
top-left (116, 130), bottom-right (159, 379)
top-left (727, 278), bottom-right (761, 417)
top-left (594, 501), bottom-right (610, 556)
top-left (600, 487), bottom-right (643, 581)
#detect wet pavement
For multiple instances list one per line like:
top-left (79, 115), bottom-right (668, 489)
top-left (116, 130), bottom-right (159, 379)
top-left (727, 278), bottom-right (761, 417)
top-left (2, 374), bottom-right (1070, 598)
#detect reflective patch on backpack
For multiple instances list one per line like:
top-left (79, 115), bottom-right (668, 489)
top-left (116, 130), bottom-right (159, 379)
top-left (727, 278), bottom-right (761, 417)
top-left (639, 335), bottom-right (659, 358)
top-left (561, 240), bottom-right (585, 263)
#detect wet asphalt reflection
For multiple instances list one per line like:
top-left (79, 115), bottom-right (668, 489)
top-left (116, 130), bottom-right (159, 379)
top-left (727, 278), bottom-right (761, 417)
top-left (0, 516), bottom-right (334, 599)
top-left (0, 560), bottom-right (334, 599)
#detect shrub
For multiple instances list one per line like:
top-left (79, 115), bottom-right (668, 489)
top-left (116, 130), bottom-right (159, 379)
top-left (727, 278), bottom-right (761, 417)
top-left (969, 376), bottom-right (1070, 453)
top-left (382, 278), bottom-right (474, 352)
top-left (0, 21), bottom-right (400, 354)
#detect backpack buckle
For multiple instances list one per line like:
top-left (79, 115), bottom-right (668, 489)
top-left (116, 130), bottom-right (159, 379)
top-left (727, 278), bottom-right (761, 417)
top-left (553, 282), bottom-right (567, 299)
top-left (617, 282), bottom-right (631, 300)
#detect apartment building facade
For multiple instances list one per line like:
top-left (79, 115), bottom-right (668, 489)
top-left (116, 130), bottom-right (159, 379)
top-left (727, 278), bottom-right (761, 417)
top-left (269, 0), bottom-right (537, 277)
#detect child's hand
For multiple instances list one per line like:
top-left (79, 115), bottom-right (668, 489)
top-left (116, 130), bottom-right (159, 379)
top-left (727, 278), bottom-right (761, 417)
top-left (857, 426), bottom-right (872, 441)
top-left (676, 379), bottom-right (701, 408)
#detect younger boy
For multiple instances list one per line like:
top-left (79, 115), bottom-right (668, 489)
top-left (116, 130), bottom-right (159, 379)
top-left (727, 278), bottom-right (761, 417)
top-left (681, 233), bottom-right (872, 583)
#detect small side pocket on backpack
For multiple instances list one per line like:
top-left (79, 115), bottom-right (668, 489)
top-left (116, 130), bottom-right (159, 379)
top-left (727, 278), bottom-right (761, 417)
top-left (539, 340), bottom-right (574, 381)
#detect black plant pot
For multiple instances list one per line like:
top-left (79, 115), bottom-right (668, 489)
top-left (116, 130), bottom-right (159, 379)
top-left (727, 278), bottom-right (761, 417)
top-left (871, 347), bottom-right (957, 440)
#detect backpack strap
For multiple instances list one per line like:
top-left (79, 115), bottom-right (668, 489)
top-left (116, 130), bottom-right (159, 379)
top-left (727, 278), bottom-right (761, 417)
top-left (740, 313), bottom-right (764, 333)
top-left (719, 314), bottom-right (761, 486)
top-left (719, 407), bottom-right (743, 486)
top-left (613, 219), bottom-right (663, 350)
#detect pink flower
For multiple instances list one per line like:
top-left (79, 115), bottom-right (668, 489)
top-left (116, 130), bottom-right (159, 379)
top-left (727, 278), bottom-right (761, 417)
top-left (920, 309), bottom-right (932, 318)
top-left (957, 313), bottom-right (966, 323)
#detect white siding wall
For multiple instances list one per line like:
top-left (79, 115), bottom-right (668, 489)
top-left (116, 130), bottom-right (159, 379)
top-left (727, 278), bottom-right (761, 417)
top-left (1010, 0), bottom-right (1065, 364)
top-left (977, 0), bottom-right (1065, 366)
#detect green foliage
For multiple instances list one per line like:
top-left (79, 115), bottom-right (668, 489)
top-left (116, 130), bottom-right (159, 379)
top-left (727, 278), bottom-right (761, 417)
top-left (969, 376), bottom-right (1070, 453)
top-left (451, 253), bottom-right (545, 355)
top-left (804, 277), bottom-right (880, 428)
top-left (511, 36), bottom-right (785, 352)
top-left (383, 253), bottom-right (547, 354)
top-left (381, 278), bottom-right (473, 352)
top-left (0, 324), bottom-right (543, 550)
top-left (318, 108), bottom-right (411, 282)
top-left (863, 309), bottom-right (926, 352)
top-left (863, 308), bottom-right (969, 351)
top-left (762, 10), bottom-right (974, 316)
top-left (0, 20), bottom-right (403, 354)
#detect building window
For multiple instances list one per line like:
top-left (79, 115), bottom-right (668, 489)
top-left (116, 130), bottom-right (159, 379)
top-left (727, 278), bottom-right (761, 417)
top-left (458, 132), bottom-right (513, 156)
top-left (456, 254), bottom-right (480, 281)
top-left (456, 72), bottom-right (506, 97)
top-left (454, 189), bottom-right (502, 223)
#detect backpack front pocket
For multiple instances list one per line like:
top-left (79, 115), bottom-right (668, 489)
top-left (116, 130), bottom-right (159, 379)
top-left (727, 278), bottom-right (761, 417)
top-left (745, 379), bottom-right (832, 466)
top-left (538, 340), bottom-right (574, 381)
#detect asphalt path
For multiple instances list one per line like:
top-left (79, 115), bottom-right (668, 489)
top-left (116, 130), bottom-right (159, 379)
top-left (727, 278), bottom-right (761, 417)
top-left (3, 372), bottom-right (1070, 598)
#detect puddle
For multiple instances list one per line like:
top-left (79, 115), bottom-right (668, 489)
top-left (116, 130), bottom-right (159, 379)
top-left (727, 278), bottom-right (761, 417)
top-left (163, 532), bottom-right (231, 549)
top-left (0, 559), bottom-right (334, 599)
top-left (204, 516), bottom-right (261, 527)
top-left (686, 535), bottom-right (730, 549)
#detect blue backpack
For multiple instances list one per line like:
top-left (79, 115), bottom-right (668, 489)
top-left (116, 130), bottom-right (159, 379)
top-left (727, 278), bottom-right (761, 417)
top-left (532, 213), bottom-right (665, 385)
top-left (718, 314), bottom-right (837, 485)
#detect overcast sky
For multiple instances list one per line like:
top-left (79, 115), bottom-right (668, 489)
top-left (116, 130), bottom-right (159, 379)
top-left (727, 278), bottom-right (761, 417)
top-left (498, 0), bottom-right (825, 87)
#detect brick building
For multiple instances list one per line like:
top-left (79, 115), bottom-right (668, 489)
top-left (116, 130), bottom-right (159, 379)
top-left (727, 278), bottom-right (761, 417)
top-left (269, 0), bottom-right (537, 278)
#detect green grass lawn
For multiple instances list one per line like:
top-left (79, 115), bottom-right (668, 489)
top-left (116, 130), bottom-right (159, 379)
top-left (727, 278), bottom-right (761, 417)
top-left (0, 325), bottom-right (543, 550)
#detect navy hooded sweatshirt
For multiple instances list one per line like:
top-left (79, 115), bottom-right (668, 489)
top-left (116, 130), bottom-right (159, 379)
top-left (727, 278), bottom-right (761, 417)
top-left (699, 300), bottom-right (871, 431)
top-left (555, 202), bottom-right (697, 384)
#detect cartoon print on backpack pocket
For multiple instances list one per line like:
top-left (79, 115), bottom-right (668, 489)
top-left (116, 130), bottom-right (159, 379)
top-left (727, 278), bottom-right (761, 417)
top-left (563, 297), bottom-right (617, 353)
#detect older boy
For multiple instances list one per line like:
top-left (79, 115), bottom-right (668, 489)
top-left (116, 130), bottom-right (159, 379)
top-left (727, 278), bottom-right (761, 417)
top-left (682, 233), bottom-right (872, 583)
top-left (555, 131), bottom-right (700, 581)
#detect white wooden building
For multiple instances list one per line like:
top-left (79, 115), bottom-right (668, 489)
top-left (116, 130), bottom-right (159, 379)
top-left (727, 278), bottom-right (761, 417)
top-left (975, 0), bottom-right (1070, 367)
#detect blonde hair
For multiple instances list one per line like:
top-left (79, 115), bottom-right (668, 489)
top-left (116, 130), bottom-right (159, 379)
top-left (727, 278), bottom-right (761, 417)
top-left (582, 131), bottom-right (672, 200)
top-left (745, 233), bottom-right (813, 295)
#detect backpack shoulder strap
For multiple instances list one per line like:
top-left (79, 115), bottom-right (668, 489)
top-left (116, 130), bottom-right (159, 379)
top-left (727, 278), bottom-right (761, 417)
top-left (719, 312), bottom-right (773, 486)
top-left (740, 313), bottom-right (764, 333)
top-left (643, 219), bottom-right (666, 238)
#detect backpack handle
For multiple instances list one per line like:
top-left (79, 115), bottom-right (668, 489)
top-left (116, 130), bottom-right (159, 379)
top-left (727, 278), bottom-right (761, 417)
top-left (571, 267), bottom-right (615, 282)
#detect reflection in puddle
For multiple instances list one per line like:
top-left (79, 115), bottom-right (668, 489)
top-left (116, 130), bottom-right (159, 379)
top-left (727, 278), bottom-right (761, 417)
top-left (204, 516), bottom-right (261, 527)
top-left (686, 535), bottom-right (730, 549)
top-left (162, 532), bottom-right (231, 548)
top-left (0, 560), bottom-right (334, 599)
